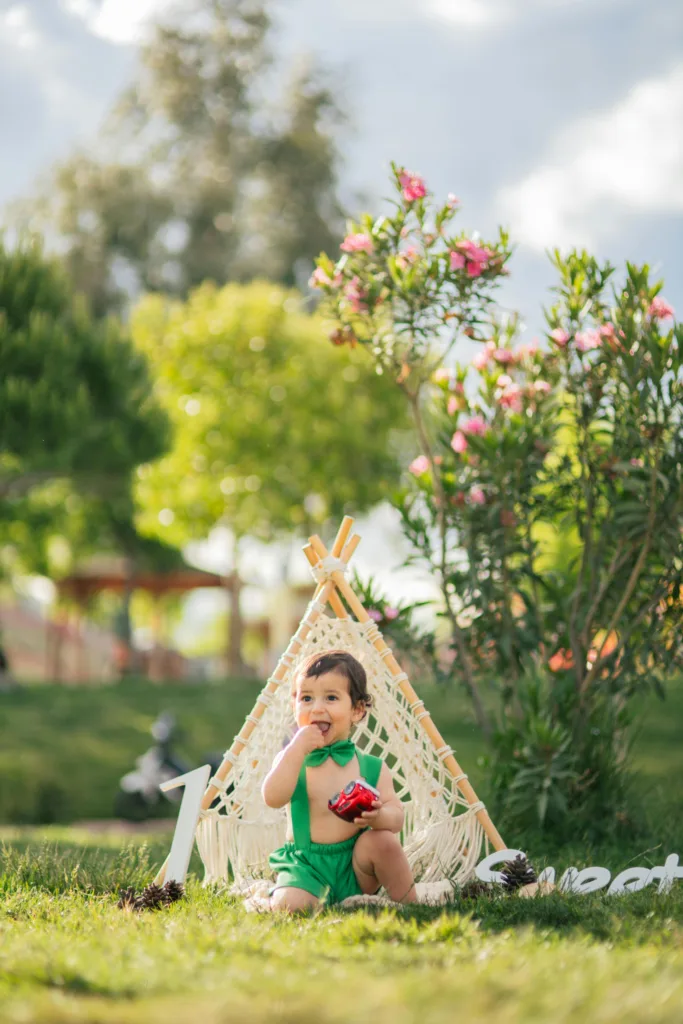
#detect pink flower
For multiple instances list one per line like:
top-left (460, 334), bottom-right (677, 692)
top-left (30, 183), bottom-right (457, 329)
top-left (384, 607), bottom-right (400, 620)
top-left (340, 232), bottom-right (374, 254)
top-left (600, 323), bottom-right (616, 338)
top-left (575, 328), bottom-right (602, 352)
top-left (451, 430), bottom-right (468, 453)
top-left (409, 455), bottom-right (430, 476)
top-left (309, 266), bottom-right (342, 289)
top-left (457, 239), bottom-right (494, 263)
top-left (516, 340), bottom-right (539, 360)
top-left (471, 349), bottom-right (490, 371)
top-left (630, 457), bottom-right (644, 468)
top-left (449, 239), bottom-right (495, 277)
top-left (533, 379), bottom-right (551, 395)
top-left (496, 374), bottom-right (513, 389)
top-left (550, 328), bottom-right (570, 347)
top-left (469, 486), bottom-right (486, 505)
top-left (649, 296), bottom-right (675, 320)
top-left (499, 383), bottom-right (523, 413)
top-left (367, 609), bottom-right (382, 622)
top-left (493, 348), bottom-right (515, 364)
top-left (447, 396), bottom-right (459, 416)
top-left (399, 171), bottom-right (427, 203)
top-left (433, 368), bottom-right (453, 384)
top-left (447, 193), bottom-right (460, 208)
top-left (344, 277), bottom-right (368, 313)
top-left (462, 415), bottom-right (488, 436)
top-left (395, 245), bottom-right (420, 270)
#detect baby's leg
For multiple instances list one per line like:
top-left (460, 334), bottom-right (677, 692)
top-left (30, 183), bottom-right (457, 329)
top-left (270, 886), bottom-right (321, 914)
top-left (352, 831), bottom-right (417, 903)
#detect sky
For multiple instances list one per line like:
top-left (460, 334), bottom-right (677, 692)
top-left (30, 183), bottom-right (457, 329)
top-left (2, 0), bottom-right (683, 622)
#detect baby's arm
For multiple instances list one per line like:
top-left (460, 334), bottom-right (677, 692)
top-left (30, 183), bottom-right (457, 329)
top-left (355, 763), bottom-right (404, 833)
top-left (261, 725), bottom-right (325, 808)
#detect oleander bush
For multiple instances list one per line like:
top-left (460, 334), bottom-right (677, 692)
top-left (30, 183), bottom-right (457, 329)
top-left (314, 164), bottom-right (683, 837)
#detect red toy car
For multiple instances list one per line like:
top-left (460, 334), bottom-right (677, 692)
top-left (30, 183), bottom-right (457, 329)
top-left (328, 779), bottom-right (381, 823)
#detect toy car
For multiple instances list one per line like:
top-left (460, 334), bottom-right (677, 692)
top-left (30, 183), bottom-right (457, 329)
top-left (328, 779), bottom-right (381, 823)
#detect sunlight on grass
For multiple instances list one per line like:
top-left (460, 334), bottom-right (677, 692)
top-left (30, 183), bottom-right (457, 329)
top-left (0, 880), bottom-right (682, 1023)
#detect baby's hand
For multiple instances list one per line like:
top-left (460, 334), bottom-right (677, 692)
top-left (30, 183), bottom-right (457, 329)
top-left (290, 724), bottom-right (326, 757)
top-left (354, 800), bottom-right (383, 827)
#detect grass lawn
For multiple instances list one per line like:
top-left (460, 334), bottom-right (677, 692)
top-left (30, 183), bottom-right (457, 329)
top-left (1, 675), bottom-right (682, 1021)
top-left (1, 672), bottom-right (682, 824)
top-left (1, 829), bottom-right (683, 1024)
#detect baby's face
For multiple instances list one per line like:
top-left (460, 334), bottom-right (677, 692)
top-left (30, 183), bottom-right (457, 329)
top-left (293, 670), bottom-right (364, 745)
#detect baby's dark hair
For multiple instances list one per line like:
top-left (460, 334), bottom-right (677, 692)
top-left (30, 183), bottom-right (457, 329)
top-left (296, 650), bottom-right (372, 714)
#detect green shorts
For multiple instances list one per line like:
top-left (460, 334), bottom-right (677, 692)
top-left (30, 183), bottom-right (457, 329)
top-left (270, 746), bottom-right (383, 906)
top-left (269, 833), bottom-right (367, 905)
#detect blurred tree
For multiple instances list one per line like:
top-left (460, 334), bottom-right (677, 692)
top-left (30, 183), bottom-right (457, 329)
top-left (131, 280), bottom-right (410, 672)
top-left (0, 238), bottom-right (168, 499)
top-left (13, 0), bottom-right (345, 315)
top-left (0, 237), bottom-right (169, 668)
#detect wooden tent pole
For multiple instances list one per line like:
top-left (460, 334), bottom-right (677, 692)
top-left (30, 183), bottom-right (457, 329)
top-left (303, 544), bottom-right (349, 619)
top-left (154, 576), bottom-right (338, 884)
top-left (330, 515), bottom-right (354, 558)
top-left (204, 576), bottom-right (338, 806)
top-left (304, 515), bottom-right (357, 620)
top-left (308, 533), bottom-right (506, 852)
top-left (196, 519), bottom-right (356, 814)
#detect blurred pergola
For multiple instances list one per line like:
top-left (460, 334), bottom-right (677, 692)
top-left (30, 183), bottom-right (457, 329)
top-left (57, 554), bottom-right (229, 601)
top-left (53, 554), bottom-right (236, 682)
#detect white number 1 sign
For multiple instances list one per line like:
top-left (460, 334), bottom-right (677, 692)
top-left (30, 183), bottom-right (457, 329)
top-left (159, 764), bottom-right (212, 884)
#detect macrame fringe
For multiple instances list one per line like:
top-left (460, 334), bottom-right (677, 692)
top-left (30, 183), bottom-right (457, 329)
top-left (193, 612), bottom-right (490, 891)
top-left (403, 810), bottom-right (485, 884)
top-left (197, 811), bottom-right (286, 885)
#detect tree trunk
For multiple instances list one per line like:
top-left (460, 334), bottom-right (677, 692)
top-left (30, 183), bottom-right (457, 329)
top-left (225, 536), bottom-right (251, 677)
top-left (117, 568), bottom-right (137, 678)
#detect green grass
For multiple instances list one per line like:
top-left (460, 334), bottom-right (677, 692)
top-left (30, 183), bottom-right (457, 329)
top-left (2, 673), bottom-right (682, 824)
top-left (1, 676), bottom-right (682, 1022)
top-left (1, 831), bottom-right (683, 1023)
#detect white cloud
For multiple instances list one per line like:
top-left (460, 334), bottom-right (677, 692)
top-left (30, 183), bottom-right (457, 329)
top-left (425, 0), bottom-right (498, 28)
top-left (91, 0), bottom-right (166, 43)
top-left (0, 4), bottom-right (102, 133)
top-left (426, 0), bottom-right (624, 30)
top-left (60, 0), bottom-right (166, 44)
top-left (1, 4), bottom-right (40, 49)
top-left (496, 64), bottom-right (683, 251)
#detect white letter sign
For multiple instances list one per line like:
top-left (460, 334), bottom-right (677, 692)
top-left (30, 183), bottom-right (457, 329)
top-left (475, 849), bottom-right (682, 897)
top-left (159, 764), bottom-right (211, 885)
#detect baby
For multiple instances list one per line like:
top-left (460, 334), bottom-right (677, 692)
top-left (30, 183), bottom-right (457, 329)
top-left (262, 649), bottom-right (417, 912)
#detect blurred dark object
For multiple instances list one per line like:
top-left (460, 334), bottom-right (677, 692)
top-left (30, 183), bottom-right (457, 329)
top-left (0, 643), bottom-right (19, 693)
top-left (114, 711), bottom-right (222, 821)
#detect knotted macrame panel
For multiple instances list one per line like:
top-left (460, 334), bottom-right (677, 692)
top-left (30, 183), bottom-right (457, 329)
top-left (196, 610), bottom-right (487, 886)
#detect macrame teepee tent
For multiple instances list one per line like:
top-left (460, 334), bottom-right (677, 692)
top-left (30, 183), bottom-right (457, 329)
top-left (176, 517), bottom-right (505, 888)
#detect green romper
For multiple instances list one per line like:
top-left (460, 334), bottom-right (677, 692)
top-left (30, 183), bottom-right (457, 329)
top-left (269, 740), bottom-right (382, 905)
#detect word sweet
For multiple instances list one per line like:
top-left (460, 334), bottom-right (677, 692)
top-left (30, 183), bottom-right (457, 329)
top-left (475, 848), bottom-right (683, 895)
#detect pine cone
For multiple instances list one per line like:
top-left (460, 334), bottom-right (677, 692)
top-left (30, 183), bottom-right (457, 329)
top-left (500, 854), bottom-right (537, 893)
top-left (117, 887), bottom-right (141, 911)
top-left (162, 880), bottom-right (186, 905)
top-left (458, 878), bottom-right (492, 900)
top-left (139, 882), bottom-right (166, 911)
